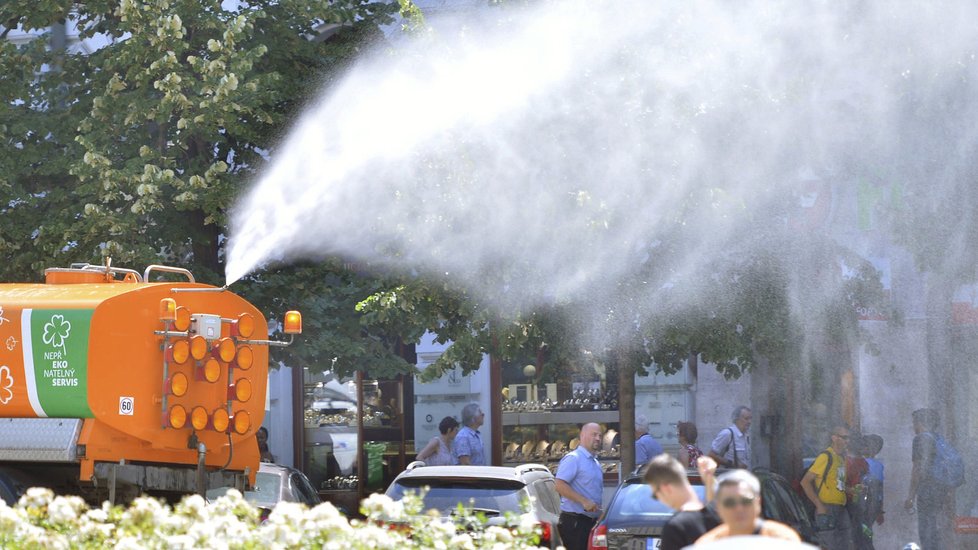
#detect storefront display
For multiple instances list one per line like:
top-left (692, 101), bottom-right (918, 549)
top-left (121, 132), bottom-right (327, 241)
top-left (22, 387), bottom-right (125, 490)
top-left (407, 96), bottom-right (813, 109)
top-left (500, 361), bottom-right (621, 480)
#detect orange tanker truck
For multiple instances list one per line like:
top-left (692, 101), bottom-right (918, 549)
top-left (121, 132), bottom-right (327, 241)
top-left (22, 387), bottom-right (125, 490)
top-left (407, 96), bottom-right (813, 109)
top-left (0, 262), bottom-right (300, 504)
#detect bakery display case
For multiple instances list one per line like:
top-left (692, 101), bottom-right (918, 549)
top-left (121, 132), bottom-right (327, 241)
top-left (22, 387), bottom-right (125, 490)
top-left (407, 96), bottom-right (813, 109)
top-left (501, 378), bottom-right (621, 480)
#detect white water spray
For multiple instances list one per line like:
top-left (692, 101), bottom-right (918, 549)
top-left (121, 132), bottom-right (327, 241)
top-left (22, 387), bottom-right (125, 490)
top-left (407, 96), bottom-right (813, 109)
top-left (226, 0), bottom-right (978, 341)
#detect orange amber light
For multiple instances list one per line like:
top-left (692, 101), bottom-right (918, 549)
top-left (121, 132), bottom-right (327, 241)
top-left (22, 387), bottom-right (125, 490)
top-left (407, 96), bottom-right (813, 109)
top-left (174, 306), bottom-right (192, 331)
top-left (214, 337), bottom-right (236, 363)
top-left (235, 313), bottom-right (255, 338)
top-left (235, 346), bottom-right (253, 370)
top-left (212, 408), bottom-right (230, 432)
top-left (232, 378), bottom-right (253, 403)
top-left (232, 410), bottom-right (251, 434)
top-left (201, 358), bottom-right (221, 383)
top-left (190, 335), bottom-right (208, 361)
top-left (283, 311), bottom-right (302, 334)
top-left (168, 405), bottom-right (187, 429)
top-left (191, 406), bottom-right (209, 431)
top-left (170, 340), bottom-right (190, 364)
top-left (159, 298), bottom-right (177, 321)
top-left (167, 372), bottom-right (189, 397)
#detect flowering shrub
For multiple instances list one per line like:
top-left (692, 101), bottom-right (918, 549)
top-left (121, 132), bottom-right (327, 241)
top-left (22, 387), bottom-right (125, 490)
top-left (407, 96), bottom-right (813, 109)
top-left (0, 488), bottom-right (548, 549)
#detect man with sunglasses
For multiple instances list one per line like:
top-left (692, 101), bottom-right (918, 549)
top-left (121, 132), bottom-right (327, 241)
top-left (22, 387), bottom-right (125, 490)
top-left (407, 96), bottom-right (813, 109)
top-left (696, 469), bottom-right (801, 542)
top-left (643, 454), bottom-right (720, 550)
top-left (801, 426), bottom-right (852, 549)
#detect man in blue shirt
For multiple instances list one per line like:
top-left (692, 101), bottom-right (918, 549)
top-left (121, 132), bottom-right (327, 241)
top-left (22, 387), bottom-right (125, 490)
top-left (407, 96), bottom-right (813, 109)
top-left (635, 414), bottom-right (664, 470)
top-left (452, 402), bottom-right (486, 465)
top-left (555, 422), bottom-right (604, 550)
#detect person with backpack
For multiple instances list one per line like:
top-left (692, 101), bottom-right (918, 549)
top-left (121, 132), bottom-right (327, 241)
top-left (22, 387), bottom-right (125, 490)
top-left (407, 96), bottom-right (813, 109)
top-left (708, 405), bottom-right (752, 469)
top-left (904, 408), bottom-right (963, 550)
top-left (846, 433), bottom-right (880, 550)
top-left (800, 425), bottom-right (852, 549)
top-left (854, 434), bottom-right (886, 548)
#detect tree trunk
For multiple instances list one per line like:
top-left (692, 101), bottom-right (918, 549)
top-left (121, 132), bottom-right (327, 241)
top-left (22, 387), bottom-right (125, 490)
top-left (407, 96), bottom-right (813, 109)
top-left (490, 352), bottom-right (503, 466)
top-left (617, 349), bottom-right (636, 477)
top-left (925, 275), bottom-right (955, 434)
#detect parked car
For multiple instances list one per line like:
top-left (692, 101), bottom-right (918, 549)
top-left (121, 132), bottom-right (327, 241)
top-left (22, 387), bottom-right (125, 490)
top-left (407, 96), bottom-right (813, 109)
top-left (0, 468), bottom-right (39, 506)
top-left (588, 468), bottom-right (818, 549)
top-left (384, 462), bottom-right (561, 548)
top-left (753, 468), bottom-right (819, 544)
top-left (206, 462), bottom-right (321, 521)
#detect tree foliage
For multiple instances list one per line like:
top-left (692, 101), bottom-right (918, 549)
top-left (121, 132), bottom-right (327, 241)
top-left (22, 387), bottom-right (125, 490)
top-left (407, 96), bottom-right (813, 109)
top-left (358, 228), bottom-right (889, 383)
top-left (0, 0), bottom-right (423, 376)
top-left (2, 0), bottom-right (399, 281)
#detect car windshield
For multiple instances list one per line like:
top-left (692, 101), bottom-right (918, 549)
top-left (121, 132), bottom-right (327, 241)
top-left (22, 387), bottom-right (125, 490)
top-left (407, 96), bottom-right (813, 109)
top-left (206, 471), bottom-right (281, 508)
top-left (605, 481), bottom-right (707, 522)
top-left (387, 478), bottom-right (527, 516)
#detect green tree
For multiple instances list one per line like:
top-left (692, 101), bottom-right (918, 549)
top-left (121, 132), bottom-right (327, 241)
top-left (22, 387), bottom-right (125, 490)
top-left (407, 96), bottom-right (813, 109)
top-left (1, 0), bottom-right (422, 376)
top-left (1, 0), bottom-right (398, 282)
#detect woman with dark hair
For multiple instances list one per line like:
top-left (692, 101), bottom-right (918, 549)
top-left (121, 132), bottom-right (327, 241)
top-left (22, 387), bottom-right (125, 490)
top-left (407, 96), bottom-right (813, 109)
top-left (256, 426), bottom-right (275, 463)
top-left (416, 416), bottom-right (460, 466)
top-left (677, 421), bottom-right (704, 468)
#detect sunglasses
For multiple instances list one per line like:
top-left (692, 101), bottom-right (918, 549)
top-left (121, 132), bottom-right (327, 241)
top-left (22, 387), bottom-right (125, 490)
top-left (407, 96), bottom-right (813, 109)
top-left (720, 495), bottom-right (756, 509)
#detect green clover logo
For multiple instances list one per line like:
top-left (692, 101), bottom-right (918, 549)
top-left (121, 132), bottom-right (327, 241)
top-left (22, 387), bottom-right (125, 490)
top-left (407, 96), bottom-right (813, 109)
top-left (42, 315), bottom-right (72, 354)
top-left (0, 365), bottom-right (12, 404)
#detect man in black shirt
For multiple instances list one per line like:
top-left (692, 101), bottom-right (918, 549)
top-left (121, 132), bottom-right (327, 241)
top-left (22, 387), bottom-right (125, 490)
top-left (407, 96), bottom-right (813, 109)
top-left (644, 454), bottom-right (720, 550)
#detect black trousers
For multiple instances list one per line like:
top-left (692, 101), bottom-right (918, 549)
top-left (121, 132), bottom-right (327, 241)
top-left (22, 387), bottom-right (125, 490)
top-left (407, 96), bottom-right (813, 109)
top-left (558, 512), bottom-right (597, 550)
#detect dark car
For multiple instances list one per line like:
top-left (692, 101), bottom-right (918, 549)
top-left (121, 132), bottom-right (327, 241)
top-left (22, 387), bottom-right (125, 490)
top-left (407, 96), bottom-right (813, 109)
top-left (207, 462), bottom-right (321, 521)
top-left (588, 468), bottom-right (818, 549)
top-left (385, 462), bottom-right (562, 549)
top-left (753, 468), bottom-right (819, 544)
top-left (0, 468), bottom-right (39, 506)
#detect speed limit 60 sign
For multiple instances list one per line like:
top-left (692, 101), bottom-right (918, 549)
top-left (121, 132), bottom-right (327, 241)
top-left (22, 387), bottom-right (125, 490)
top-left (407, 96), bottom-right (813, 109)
top-left (119, 396), bottom-right (134, 415)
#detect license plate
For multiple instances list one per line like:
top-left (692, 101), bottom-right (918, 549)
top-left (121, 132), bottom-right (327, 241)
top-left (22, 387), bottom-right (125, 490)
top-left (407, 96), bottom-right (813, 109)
top-left (646, 538), bottom-right (661, 550)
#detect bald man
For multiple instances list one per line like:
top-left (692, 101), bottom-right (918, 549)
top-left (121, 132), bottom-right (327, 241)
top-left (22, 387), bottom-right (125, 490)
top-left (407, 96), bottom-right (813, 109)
top-left (555, 422), bottom-right (604, 550)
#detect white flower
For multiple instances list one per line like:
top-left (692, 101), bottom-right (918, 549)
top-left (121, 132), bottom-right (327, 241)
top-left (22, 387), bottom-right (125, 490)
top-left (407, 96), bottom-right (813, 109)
top-left (19, 487), bottom-right (54, 509)
top-left (114, 536), bottom-right (148, 550)
top-left (361, 492), bottom-right (404, 520)
top-left (0, 487), bottom-right (543, 548)
top-left (483, 525), bottom-right (514, 544)
top-left (304, 502), bottom-right (352, 536)
top-left (449, 533), bottom-right (476, 550)
top-left (47, 495), bottom-right (85, 524)
top-left (175, 494), bottom-right (206, 519)
top-left (429, 518), bottom-right (457, 538)
top-left (121, 495), bottom-right (170, 532)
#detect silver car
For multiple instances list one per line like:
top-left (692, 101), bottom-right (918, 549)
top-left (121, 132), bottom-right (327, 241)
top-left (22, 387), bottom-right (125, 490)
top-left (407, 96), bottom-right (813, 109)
top-left (207, 462), bottom-right (320, 521)
top-left (385, 462), bottom-right (561, 548)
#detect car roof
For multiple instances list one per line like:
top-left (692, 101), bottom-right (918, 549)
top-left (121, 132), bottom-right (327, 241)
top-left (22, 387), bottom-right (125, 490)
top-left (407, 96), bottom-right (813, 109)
top-left (395, 464), bottom-right (552, 482)
top-left (623, 469), bottom-right (704, 485)
top-left (258, 462), bottom-right (293, 475)
top-left (258, 462), bottom-right (299, 477)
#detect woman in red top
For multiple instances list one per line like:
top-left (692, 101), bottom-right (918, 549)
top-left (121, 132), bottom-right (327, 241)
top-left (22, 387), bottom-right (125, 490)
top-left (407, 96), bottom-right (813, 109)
top-left (678, 421), bottom-right (704, 468)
